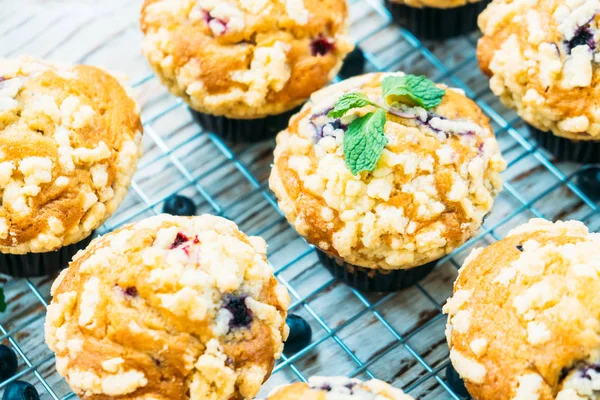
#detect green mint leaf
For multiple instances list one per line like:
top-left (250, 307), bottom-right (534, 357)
top-left (344, 109), bottom-right (388, 175)
top-left (0, 287), bottom-right (5, 313)
top-left (382, 75), bottom-right (446, 110)
top-left (328, 92), bottom-right (373, 119)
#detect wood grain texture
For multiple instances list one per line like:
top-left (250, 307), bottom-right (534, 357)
top-left (1, 0), bottom-right (598, 399)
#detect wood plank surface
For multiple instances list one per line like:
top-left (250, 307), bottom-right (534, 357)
top-left (1, 0), bottom-right (598, 399)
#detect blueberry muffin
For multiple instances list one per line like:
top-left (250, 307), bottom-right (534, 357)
top-left (478, 0), bottom-right (600, 163)
top-left (140, 0), bottom-right (354, 142)
top-left (385, 0), bottom-right (489, 40)
top-left (265, 376), bottom-right (415, 399)
top-left (269, 72), bottom-right (506, 292)
top-left (45, 214), bottom-right (290, 399)
top-left (444, 219), bottom-right (600, 400)
top-left (0, 56), bottom-right (143, 277)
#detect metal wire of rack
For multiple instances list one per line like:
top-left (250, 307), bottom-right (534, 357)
top-left (1, 0), bottom-right (600, 399)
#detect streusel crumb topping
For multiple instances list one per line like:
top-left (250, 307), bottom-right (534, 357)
top-left (478, 0), bottom-right (600, 141)
top-left (265, 376), bottom-right (414, 399)
top-left (270, 73), bottom-right (506, 271)
top-left (140, 0), bottom-right (353, 119)
top-left (445, 219), bottom-right (600, 400)
top-left (45, 214), bottom-right (290, 400)
top-left (0, 56), bottom-right (142, 254)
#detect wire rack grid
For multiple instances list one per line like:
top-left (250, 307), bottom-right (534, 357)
top-left (1, 0), bottom-right (600, 399)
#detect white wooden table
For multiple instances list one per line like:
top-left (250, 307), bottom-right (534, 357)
top-left (0, 0), bottom-right (597, 399)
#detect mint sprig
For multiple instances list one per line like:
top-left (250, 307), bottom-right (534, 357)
top-left (344, 109), bottom-right (388, 175)
top-left (382, 75), bottom-right (446, 110)
top-left (327, 74), bottom-right (445, 175)
top-left (328, 92), bottom-right (373, 119)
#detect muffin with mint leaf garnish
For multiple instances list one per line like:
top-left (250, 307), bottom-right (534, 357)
top-left (270, 72), bottom-right (506, 292)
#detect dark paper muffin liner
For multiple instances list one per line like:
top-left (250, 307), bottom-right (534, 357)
top-left (190, 107), bottom-right (301, 143)
top-left (529, 125), bottom-right (600, 164)
top-left (0, 233), bottom-right (95, 278)
top-left (317, 250), bottom-right (437, 292)
top-left (384, 0), bottom-right (490, 40)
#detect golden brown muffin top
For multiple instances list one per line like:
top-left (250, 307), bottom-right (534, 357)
top-left (45, 214), bottom-right (290, 400)
top-left (0, 56), bottom-right (142, 254)
top-left (444, 219), bottom-right (600, 400)
top-left (478, 0), bottom-right (600, 141)
top-left (140, 0), bottom-right (353, 119)
top-left (270, 73), bottom-right (506, 271)
top-left (387, 0), bottom-right (483, 9)
top-left (265, 377), bottom-right (415, 400)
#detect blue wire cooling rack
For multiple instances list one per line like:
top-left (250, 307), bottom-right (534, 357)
top-left (2, 0), bottom-right (600, 399)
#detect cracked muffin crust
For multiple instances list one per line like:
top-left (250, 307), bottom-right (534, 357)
top-left (0, 56), bottom-right (142, 255)
top-left (270, 73), bottom-right (506, 272)
top-left (478, 0), bottom-right (600, 142)
top-left (140, 0), bottom-right (353, 119)
top-left (265, 376), bottom-right (415, 399)
top-left (444, 219), bottom-right (600, 400)
top-left (45, 214), bottom-right (290, 400)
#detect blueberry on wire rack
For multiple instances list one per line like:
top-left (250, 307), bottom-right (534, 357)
top-left (576, 166), bottom-right (600, 202)
top-left (2, 381), bottom-right (39, 400)
top-left (339, 46), bottom-right (366, 80)
top-left (284, 314), bottom-right (312, 355)
top-left (445, 363), bottom-right (470, 398)
top-left (0, 344), bottom-right (17, 382)
top-left (163, 195), bottom-right (197, 216)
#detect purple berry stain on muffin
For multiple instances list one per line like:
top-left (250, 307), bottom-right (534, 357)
top-left (115, 284), bottom-right (138, 298)
top-left (319, 383), bottom-right (332, 391)
top-left (311, 35), bottom-right (335, 56)
top-left (170, 232), bottom-right (190, 249)
top-left (224, 295), bottom-right (253, 329)
top-left (201, 10), bottom-right (228, 36)
top-left (344, 381), bottom-right (357, 392)
top-left (579, 363), bottom-right (600, 379)
top-left (566, 24), bottom-right (596, 54)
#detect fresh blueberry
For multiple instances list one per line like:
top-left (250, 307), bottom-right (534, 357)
top-left (576, 167), bottom-right (600, 202)
top-left (339, 46), bottom-right (366, 79)
top-left (2, 381), bottom-right (39, 400)
top-left (284, 314), bottom-right (312, 355)
top-left (0, 345), bottom-right (17, 382)
top-left (224, 296), bottom-right (252, 329)
top-left (445, 363), bottom-right (470, 398)
top-left (163, 195), bottom-right (196, 216)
